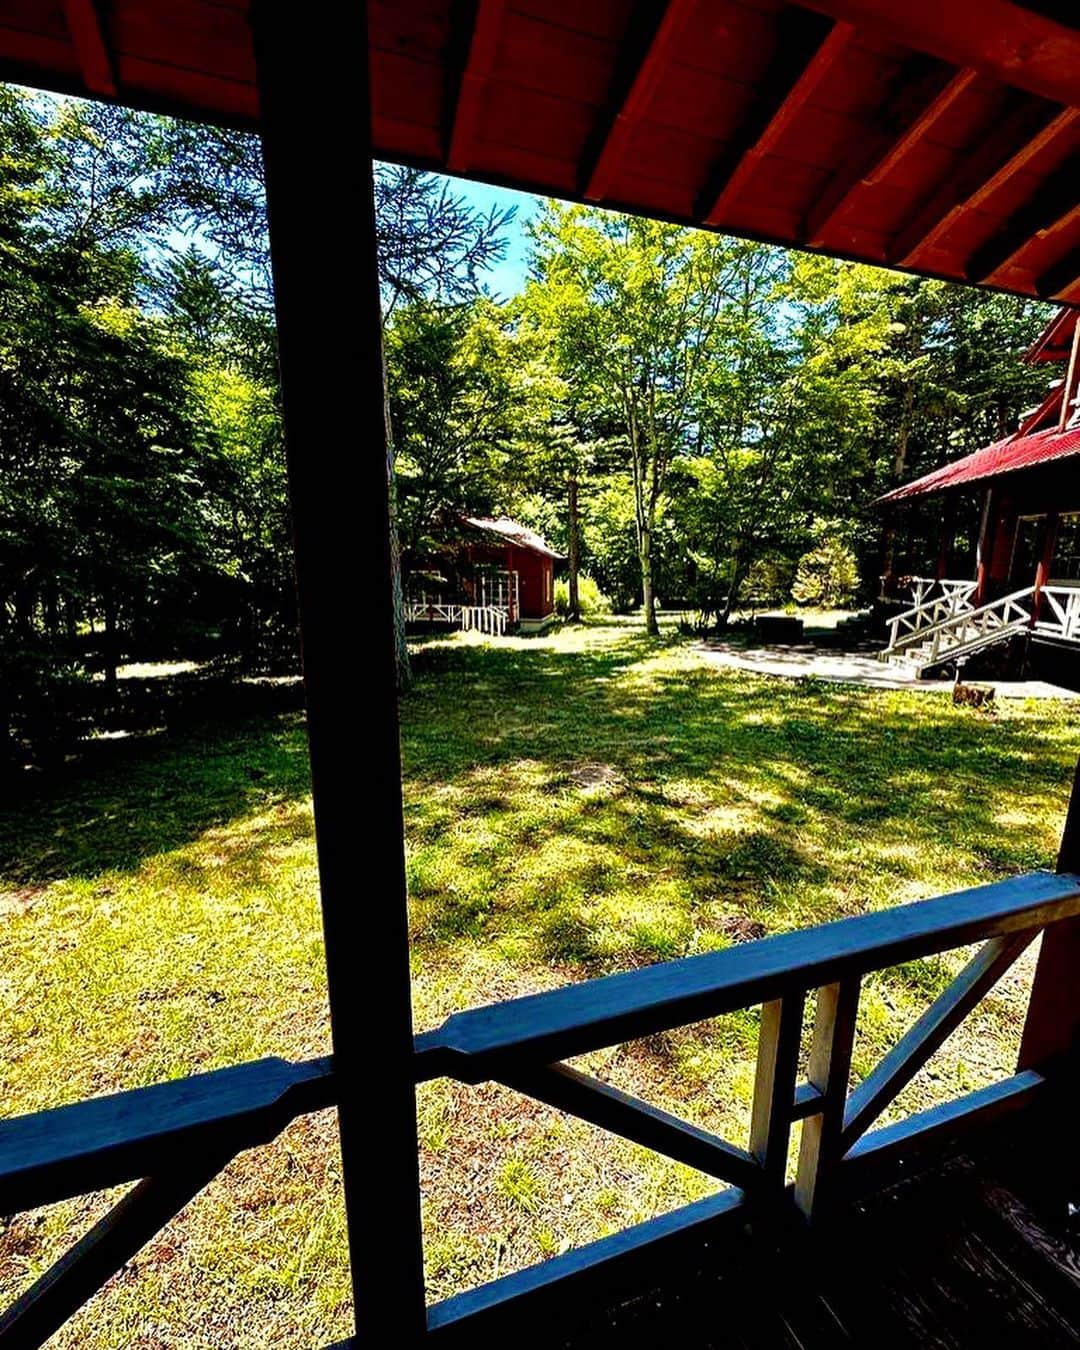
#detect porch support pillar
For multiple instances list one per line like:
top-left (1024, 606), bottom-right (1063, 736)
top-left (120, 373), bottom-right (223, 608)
top-left (974, 489), bottom-right (993, 604)
top-left (252, 5), bottom-right (426, 1343)
top-left (1018, 757), bottom-right (1080, 1075)
top-left (976, 487), bottom-right (1015, 603)
top-left (1032, 512), bottom-right (1060, 623)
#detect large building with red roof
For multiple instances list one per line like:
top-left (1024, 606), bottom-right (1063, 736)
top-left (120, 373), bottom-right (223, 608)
top-left (878, 306), bottom-right (1080, 679)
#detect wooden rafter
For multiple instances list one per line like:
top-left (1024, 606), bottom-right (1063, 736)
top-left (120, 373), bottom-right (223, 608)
top-left (1016, 381), bottom-right (1065, 437)
top-left (804, 65), bottom-right (979, 247)
top-left (62, 0), bottom-right (115, 97)
top-left (1058, 318), bottom-right (1080, 431)
top-left (1037, 245), bottom-right (1080, 300)
top-left (887, 103), bottom-right (1076, 267)
top-left (446, 0), bottom-right (508, 175)
top-left (967, 154), bottom-right (1080, 283)
top-left (699, 16), bottom-right (852, 227)
top-left (582, 0), bottom-right (699, 202)
top-left (794, 0), bottom-right (1080, 110)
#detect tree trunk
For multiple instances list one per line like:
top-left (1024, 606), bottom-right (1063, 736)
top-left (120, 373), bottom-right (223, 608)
top-left (719, 556), bottom-right (745, 628)
top-left (102, 594), bottom-right (119, 702)
top-left (383, 348), bottom-right (411, 693)
top-left (640, 526), bottom-right (659, 636)
top-left (880, 382), bottom-right (914, 597)
top-left (567, 472), bottom-right (580, 621)
top-left (43, 582), bottom-right (59, 638)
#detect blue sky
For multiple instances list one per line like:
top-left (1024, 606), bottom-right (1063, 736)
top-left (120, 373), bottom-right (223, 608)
top-left (445, 175), bottom-right (543, 300)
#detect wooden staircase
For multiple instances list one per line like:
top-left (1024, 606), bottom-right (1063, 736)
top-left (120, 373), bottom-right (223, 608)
top-left (881, 580), bottom-right (1080, 677)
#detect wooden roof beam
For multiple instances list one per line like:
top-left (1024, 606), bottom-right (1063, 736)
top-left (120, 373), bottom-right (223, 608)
top-left (62, 0), bottom-right (115, 98)
top-left (804, 65), bottom-right (979, 247)
top-left (887, 103), bottom-right (1076, 267)
top-left (582, 0), bottom-right (700, 202)
top-left (699, 15), bottom-right (853, 228)
top-left (967, 154), bottom-right (1080, 283)
top-left (446, 0), bottom-right (508, 175)
top-left (793, 0), bottom-right (1080, 111)
top-left (1037, 246), bottom-right (1080, 301)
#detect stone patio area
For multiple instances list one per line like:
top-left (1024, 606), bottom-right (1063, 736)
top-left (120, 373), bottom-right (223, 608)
top-left (695, 641), bottom-right (1079, 700)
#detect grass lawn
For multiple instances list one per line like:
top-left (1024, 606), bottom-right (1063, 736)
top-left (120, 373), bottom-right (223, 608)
top-left (1, 618), bottom-right (1076, 1346)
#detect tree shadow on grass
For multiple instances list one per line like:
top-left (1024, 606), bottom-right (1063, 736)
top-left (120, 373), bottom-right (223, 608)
top-left (0, 711), bottom-right (313, 885)
top-left (402, 631), bottom-right (1077, 979)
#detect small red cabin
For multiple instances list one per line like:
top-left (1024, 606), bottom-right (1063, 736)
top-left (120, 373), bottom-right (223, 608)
top-left (405, 516), bottom-right (562, 635)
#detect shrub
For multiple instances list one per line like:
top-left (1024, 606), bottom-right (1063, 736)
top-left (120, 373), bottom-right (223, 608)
top-left (743, 555), bottom-right (795, 609)
top-left (554, 573), bottom-right (612, 617)
top-left (791, 539), bottom-right (860, 608)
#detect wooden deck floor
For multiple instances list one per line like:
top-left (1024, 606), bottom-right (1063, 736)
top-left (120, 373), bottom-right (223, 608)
top-left (565, 1123), bottom-right (1080, 1348)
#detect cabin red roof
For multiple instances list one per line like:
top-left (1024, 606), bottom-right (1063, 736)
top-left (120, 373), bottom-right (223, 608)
top-left (1, 3), bottom-right (1080, 303)
top-left (878, 424), bottom-right (1080, 503)
top-left (461, 515), bottom-right (563, 560)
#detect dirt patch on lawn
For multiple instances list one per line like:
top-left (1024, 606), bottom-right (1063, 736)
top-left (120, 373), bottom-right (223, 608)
top-left (567, 762), bottom-right (624, 794)
top-left (0, 885), bottom-right (44, 917)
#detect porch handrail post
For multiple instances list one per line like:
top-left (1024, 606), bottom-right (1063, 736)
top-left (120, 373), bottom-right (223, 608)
top-left (251, 4), bottom-right (427, 1342)
top-left (1018, 756), bottom-right (1080, 1076)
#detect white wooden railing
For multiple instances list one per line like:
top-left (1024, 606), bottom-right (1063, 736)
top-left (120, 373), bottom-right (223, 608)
top-left (1038, 585), bottom-right (1080, 642)
top-left (404, 601), bottom-right (508, 636)
top-left (883, 580), bottom-right (1080, 671)
top-left (886, 577), bottom-right (978, 651)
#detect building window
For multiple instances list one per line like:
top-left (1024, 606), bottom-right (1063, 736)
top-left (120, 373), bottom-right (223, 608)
top-left (1053, 513), bottom-right (1080, 583)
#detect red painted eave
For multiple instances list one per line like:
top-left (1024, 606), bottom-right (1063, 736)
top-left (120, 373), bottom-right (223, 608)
top-left (877, 425), bottom-right (1080, 504)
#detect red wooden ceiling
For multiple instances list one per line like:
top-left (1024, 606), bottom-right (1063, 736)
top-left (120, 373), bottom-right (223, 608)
top-left (1, 0), bottom-right (1079, 301)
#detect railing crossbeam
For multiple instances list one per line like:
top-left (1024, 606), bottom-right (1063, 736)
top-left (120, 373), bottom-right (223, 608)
top-left (503, 1063), bottom-right (761, 1191)
top-left (840, 929), bottom-right (1037, 1153)
top-left (414, 872), bottom-right (1080, 1079)
top-left (0, 1055), bottom-right (334, 1213)
top-left (0, 1153), bottom-right (233, 1350)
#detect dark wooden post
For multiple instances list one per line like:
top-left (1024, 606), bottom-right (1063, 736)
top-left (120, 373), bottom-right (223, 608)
top-left (1031, 512), bottom-right (1059, 626)
top-left (974, 489), bottom-right (992, 605)
top-left (1018, 757), bottom-right (1080, 1074)
top-left (251, 5), bottom-right (427, 1343)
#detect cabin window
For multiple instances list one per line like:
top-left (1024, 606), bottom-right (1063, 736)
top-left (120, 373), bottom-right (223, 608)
top-left (1052, 513), bottom-right (1080, 584)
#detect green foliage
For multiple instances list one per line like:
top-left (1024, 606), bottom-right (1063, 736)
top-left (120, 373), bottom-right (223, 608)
top-left (522, 207), bottom-right (756, 634)
top-left (792, 537), bottom-right (861, 608)
top-left (387, 301), bottom-right (518, 558)
top-left (0, 89), bottom-right (525, 753)
top-left (0, 88), bottom-right (1056, 757)
top-left (554, 573), bottom-right (610, 616)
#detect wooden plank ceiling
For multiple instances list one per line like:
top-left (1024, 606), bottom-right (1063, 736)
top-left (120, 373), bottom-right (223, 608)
top-left (0, 0), bottom-right (1078, 300)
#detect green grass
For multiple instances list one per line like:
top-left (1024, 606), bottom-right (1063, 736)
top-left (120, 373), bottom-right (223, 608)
top-left (0, 618), bottom-right (1076, 1345)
